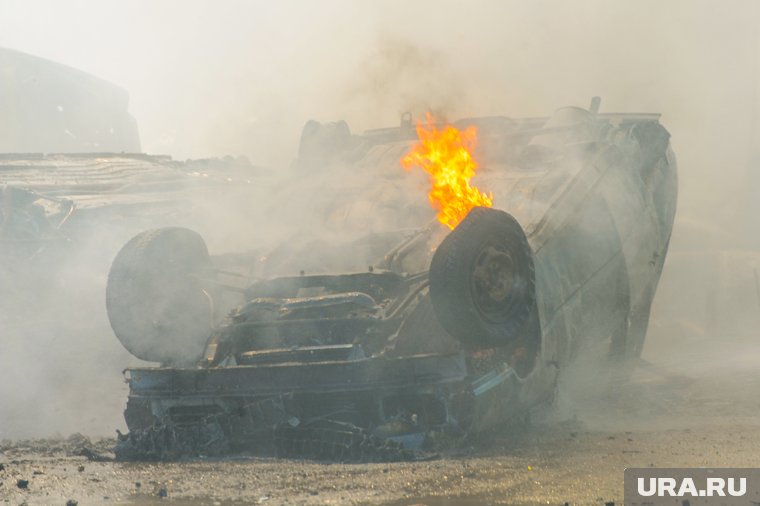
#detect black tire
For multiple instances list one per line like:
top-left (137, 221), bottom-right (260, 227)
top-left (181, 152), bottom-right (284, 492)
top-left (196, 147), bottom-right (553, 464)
top-left (106, 227), bottom-right (213, 365)
top-left (429, 207), bottom-right (535, 349)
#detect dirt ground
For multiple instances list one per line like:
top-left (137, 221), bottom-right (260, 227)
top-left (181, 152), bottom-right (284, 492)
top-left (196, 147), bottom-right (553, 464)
top-left (2, 336), bottom-right (759, 506)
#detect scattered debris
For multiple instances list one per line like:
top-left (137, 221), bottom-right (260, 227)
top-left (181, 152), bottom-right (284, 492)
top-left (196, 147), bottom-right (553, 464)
top-left (74, 447), bottom-right (114, 462)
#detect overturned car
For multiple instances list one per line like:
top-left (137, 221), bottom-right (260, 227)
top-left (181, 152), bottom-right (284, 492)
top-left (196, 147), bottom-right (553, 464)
top-left (108, 99), bottom-right (677, 461)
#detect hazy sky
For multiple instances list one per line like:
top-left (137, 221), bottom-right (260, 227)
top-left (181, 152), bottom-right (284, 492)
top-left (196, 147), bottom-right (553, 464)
top-left (0, 0), bottom-right (758, 215)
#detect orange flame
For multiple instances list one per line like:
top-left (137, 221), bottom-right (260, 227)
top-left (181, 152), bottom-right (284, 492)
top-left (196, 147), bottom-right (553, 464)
top-left (401, 114), bottom-right (493, 229)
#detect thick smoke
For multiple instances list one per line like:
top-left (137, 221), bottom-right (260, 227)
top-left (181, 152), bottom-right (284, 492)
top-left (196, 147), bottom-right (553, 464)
top-left (0, 0), bottom-right (758, 437)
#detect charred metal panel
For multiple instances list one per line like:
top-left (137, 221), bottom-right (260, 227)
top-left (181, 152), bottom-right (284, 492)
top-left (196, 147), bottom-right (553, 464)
top-left (128, 353), bottom-right (467, 399)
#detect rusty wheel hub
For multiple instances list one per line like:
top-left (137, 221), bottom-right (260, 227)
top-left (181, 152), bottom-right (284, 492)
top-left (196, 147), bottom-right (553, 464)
top-left (473, 246), bottom-right (514, 303)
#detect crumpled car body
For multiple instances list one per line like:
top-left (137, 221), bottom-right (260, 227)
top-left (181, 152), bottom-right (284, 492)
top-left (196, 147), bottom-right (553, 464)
top-left (0, 153), bottom-right (259, 286)
top-left (110, 101), bottom-right (677, 461)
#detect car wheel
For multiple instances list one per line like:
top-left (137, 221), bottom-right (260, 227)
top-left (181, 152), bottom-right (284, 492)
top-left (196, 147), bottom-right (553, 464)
top-left (106, 227), bottom-right (213, 365)
top-left (429, 207), bottom-right (535, 349)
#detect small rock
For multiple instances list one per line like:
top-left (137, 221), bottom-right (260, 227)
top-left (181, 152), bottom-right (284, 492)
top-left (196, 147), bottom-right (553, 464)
top-left (16, 479), bottom-right (29, 489)
top-left (66, 500), bottom-right (79, 506)
top-left (77, 465), bottom-right (84, 473)
top-left (32, 470), bottom-right (43, 476)
top-left (135, 481), bottom-right (141, 488)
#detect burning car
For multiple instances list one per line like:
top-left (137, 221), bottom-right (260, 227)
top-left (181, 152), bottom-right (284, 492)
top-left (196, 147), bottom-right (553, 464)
top-left (108, 98), bottom-right (677, 461)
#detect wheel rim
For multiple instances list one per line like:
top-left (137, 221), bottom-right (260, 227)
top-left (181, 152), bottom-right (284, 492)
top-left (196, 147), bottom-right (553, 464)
top-left (470, 244), bottom-right (517, 322)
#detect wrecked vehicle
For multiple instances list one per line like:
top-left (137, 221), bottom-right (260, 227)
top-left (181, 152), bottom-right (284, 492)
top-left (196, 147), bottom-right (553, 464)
top-left (0, 49), bottom-right (260, 294)
top-left (0, 154), bottom-right (258, 291)
top-left (108, 98), bottom-right (677, 461)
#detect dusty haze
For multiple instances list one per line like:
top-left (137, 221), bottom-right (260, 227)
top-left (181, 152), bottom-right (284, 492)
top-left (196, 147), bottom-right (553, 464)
top-left (0, 0), bottom-right (758, 439)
